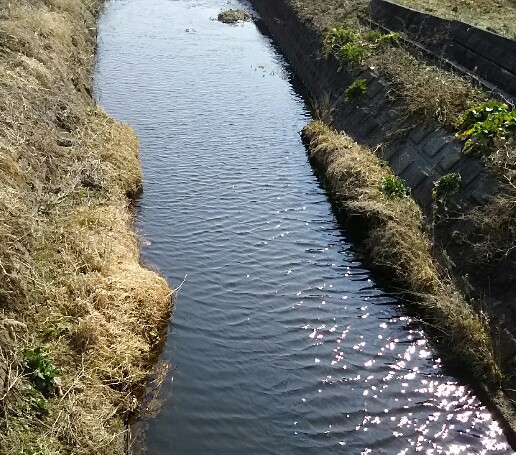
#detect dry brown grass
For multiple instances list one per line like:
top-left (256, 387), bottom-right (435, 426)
top-left (302, 120), bottom-right (502, 386)
top-left (467, 143), bottom-right (516, 263)
top-left (290, 0), bottom-right (369, 33)
top-left (0, 0), bottom-right (172, 453)
top-left (367, 47), bottom-right (488, 128)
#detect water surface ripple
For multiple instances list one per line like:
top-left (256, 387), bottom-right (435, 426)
top-left (95, 0), bottom-right (513, 453)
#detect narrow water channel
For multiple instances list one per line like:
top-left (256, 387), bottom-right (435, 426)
top-left (95, 0), bottom-right (513, 453)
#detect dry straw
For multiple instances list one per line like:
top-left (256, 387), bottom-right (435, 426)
top-left (302, 120), bottom-right (502, 386)
top-left (0, 0), bottom-right (171, 453)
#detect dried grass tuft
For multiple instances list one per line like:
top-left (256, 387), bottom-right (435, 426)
top-left (0, 0), bottom-right (172, 453)
top-left (368, 47), bottom-right (487, 128)
top-left (302, 120), bottom-right (502, 385)
top-left (467, 143), bottom-right (516, 263)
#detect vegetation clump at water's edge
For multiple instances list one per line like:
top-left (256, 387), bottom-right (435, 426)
top-left (301, 121), bottom-right (502, 387)
top-left (217, 9), bottom-right (253, 24)
top-left (0, 0), bottom-right (172, 453)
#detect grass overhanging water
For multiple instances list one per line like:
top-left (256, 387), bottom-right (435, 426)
top-left (301, 120), bottom-right (502, 387)
top-left (0, 0), bottom-right (172, 453)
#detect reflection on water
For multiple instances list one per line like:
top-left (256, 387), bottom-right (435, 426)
top-left (94, 0), bottom-right (513, 453)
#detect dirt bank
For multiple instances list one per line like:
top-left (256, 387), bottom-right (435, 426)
top-left (0, 0), bottom-right (172, 453)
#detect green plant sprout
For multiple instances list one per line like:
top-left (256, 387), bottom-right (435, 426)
top-left (323, 27), bottom-right (400, 70)
top-left (432, 172), bottom-right (461, 202)
top-left (23, 347), bottom-right (61, 396)
top-left (456, 101), bottom-right (516, 152)
top-left (345, 78), bottom-right (368, 102)
top-left (380, 175), bottom-right (411, 197)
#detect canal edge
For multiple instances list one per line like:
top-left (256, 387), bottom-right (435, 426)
top-left (248, 0), bottom-right (516, 446)
top-left (0, 0), bottom-right (173, 452)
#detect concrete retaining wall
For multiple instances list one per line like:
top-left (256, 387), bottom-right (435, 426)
top-left (370, 0), bottom-right (516, 100)
top-left (251, 0), bottom-right (496, 213)
top-left (249, 0), bottom-right (516, 344)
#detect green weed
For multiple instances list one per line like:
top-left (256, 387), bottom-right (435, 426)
top-left (338, 42), bottom-right (369, 65)
top-left (433, 172), bottom-right (462, 202)
top-left (345, 78), bottom-right (368, 101)
top-left (364, 30), bottom-right (383, 42)
top-left (456, 101), bottom-right (516, 152)
top-left (323, 27), bottom-right (399, 70)
top-left (378, 32), bottom-right (401, 47)
top-left (365, 30), bottom-right (400, 47)
top-left (23, 347), bottom-right (60, 396)
top-left (323, 27), bottom-right (357, 57)
top-left (380, 175), bottom-right (411, 197)
top-left (24, 388), bottom-right (50, 418)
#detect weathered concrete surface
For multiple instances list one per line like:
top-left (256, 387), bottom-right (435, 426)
top-left (370, 0), bottom-right (516, 101)
top-left (252, 0), bottom-right (497, 212)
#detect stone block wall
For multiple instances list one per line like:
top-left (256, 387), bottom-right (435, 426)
top-left (249, 0), bottom-right (516, 338)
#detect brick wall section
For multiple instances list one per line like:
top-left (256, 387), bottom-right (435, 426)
top-left (370, 0), bottom-right (516, 100)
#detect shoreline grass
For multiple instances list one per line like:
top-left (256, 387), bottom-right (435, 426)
top-left (286, 0), bottom-right (516, 340)
top-left (301, 120), bottom-right (502, 386)
top-left (0, 0), bottom-right (172, 453)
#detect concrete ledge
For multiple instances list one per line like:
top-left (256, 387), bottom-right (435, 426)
top-left (370, 0), bottom-right (516, 100)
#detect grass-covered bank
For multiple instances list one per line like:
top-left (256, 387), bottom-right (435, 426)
top-left (252, 0), bottom-right (516, 346)
top-left (250, 0), bottom-right (516, 439)
top-left (301, 120), bottom-right (502, 384)
top-left (394, 0), bottom-right (516, 39)
top-left (0, 0), bottom-right (172, 453)
top-left (311, 0), bottom-right (516, 329)
top-left (291, 0), bottom-right (490, 129)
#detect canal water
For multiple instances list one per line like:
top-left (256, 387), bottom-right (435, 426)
top-left (94, 0), bottom-right (513, 453)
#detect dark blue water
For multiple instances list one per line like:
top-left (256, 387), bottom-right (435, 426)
top-left (95, 0), bottom-right (513, 453)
